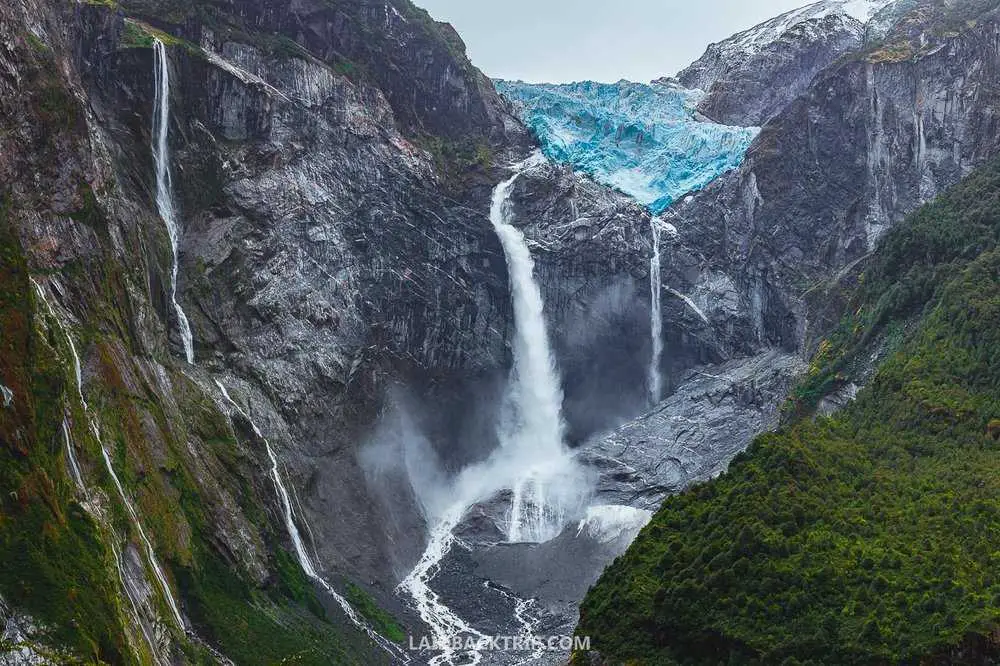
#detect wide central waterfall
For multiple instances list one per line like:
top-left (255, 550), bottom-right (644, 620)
top-left (399, 154), bottom-right (590, 665)
top-left (152, 39), bottom-right (195, 365)
top-left (489, 153), bottom-right (582, 543)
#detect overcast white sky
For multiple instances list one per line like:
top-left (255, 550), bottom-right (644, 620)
top-left (416, 0), bottom-right (811, 83)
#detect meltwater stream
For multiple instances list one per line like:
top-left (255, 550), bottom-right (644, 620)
top-left (152, 39), bottom-right (195, 365)
top-left (400, 153), bottom-right (588, 665)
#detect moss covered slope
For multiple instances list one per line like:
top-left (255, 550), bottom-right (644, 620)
top-left (0, 5), bottom-right (393, 663)
top-left (577, 161), bottom-right (1000, 665)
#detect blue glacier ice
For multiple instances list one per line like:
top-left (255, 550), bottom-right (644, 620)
top-left (495, 79), bottom-right (760, 213)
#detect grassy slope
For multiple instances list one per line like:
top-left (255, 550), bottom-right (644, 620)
top-left (577, 161), bottom-right (1000, 665)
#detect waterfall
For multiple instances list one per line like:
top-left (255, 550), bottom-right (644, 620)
top-left (100, 444), bottom-right (186, 630)
top-left (109, 537), bottom-right (167, 666)
top-left (213, 381), bottom-right (406, 660)
top-left (648, 216), bottom-right (664, 404)
top-left (490, 151), bottom-right (582, 543)
top-left (31, 279), bottom-right (185, 648)
top-left (152, 39), bottom-right (195, 365)
top-left (62, 416), bottom-right (85, 492)
top-left (398, 153), bottom-right (587, 664)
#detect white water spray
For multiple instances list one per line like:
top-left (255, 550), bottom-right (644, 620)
top-left (213, 381), bottom-right (405, 660)
top-left (399, 153), bottom-right (589, 665)
top-left (152, 39), bottom-right (195, 365)
top-left (489, 152), bottom-right (584, 543)
top-left (648, 217), bottom-right (664, 404)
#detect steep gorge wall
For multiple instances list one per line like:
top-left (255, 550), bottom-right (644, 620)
top-left (665, 4), bottom-right (1000, 359)
top-left (1, 0), bottom-right (667, 660)
top-left (1, 0), bottom-right (400, 662)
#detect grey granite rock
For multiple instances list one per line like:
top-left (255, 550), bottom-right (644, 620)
top-left (579, 350), bottom-right (806, 510)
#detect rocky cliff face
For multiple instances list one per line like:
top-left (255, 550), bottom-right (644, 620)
top-left (119, 0), bottom-right (516, 143)
top-left (676, 0), bottom-right (894, 126)
top-left (7, 0), bottom-right (1000, 662)
top-left (1, 0), bottom-right (400, 662)
top-left (0, 0), bottom-right (671, 661)
top-left (666, 1), bottom-right (1000, 359)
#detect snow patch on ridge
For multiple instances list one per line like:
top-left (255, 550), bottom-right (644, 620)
top-left (719, 0), bottom-right (891, 57)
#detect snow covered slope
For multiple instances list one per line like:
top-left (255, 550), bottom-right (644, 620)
top-left (495, 79), bottom-right (759, 213)
top-left (679, 0), bottom-right (893, 88)
top-left (677, 0), bottom-right (895, 124)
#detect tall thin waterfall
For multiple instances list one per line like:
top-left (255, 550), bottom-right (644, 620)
top-left (152, 39), bottom-right (195, 365)
top-left (62, 416), bottom-right (85, 492)
top-left (100, 444), bottom-right (186, 630)
top-left (489, 152), bottom-right (582, 543)
top-left (648, 216), bottom-right (664, 404)
top-left (214, 381), bottom-right (405, 661)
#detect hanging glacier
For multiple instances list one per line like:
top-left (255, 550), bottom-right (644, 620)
top-left (495, 79), bottom-right (760, 213)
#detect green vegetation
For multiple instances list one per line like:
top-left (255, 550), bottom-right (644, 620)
top-left (120, 21), bottom-right (154, 49)
top-left (119, 21), bottom-right (201, 57)
top-left (345, 583), bottom-right (406, 643)
top-left (862, 0), bottom-right (997, 63)
top-left (2, 7), bottom-right (392, 663)
top-left (84, 343), bottom-right (381, 664)
top-left (416, 135), bottom-right (495, 186)
top-left (24, 33), bottom-right (48, 53)
top-left (177, 550), bottom-right (378, 666)
top-left (790, 159), bottom-right (1000, 416)
top-left (0, 207), bottom-right (135, 663)
top-left (577, 159), bottom-right (1000, 664)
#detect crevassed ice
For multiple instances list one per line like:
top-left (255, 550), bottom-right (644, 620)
top-left (495, 79), bottom-right (759, 213)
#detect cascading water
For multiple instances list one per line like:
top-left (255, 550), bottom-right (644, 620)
top-left (484, 582), bottom-right (544, 666)
top-left (213, 380), bottom-right (406, 661)
top-left (399, 153), bottom-right (589, 665)
top-left (152, 39), bottom-right (195, 365)
top-left (31, 279), bottom-right (184, 652)
top-left (648, 216), bottom-right (664, 404)
top-left (62, 416), bottom-right (85, 492)
top-left (109, 537), bottom-right (166, 666)
top-left (489, 151), bottom-right (583, 544)
top-left (99, 444), bottom-right (186, 630)
top-left (400, 506), bottom-right (487, 666)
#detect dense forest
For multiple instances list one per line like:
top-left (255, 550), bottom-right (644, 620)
top-left (578, 159), bottom-right (1000, 664)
